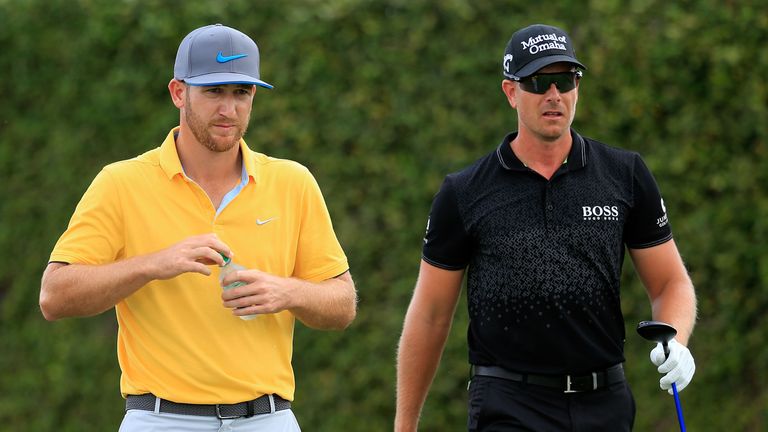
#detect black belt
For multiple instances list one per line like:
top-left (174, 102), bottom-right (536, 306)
top-left (472, 363), bottom-right (625, 393)
top-left (125, 393), bottom-right (291, 419)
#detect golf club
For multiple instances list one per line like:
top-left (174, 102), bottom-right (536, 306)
top-left (636, 320), bottom-right (686, 432)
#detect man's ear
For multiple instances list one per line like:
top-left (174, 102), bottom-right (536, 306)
top-left (168, 79), bottom-right (186, 108)
top-left (501, 79), bottom-right (518, 109)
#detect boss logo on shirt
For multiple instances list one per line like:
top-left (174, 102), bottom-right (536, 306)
top-left (582, 205), bottom-right (619, 221)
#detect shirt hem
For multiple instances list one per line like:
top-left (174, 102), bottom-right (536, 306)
top-left (299, 260), bottom-right (350, 282)
top-left (421, 255), bottom-right (466, 271)
top-left (627, 233), bottom-right (673, 249)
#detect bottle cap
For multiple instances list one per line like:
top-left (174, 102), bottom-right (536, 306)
top-left (219, 252), bottom-right (231, 266)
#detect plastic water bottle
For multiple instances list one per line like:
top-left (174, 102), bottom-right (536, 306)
top-left (219, 254), bottom-right (257, 320)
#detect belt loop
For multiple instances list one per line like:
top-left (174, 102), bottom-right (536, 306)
top-left (268, 394), bottom-right (276, 414)
top-left (246, 399), bottom-right (254, 418)
top-left (467, 365), bottom-right (474, 391)
top-left (592, 372), bottom-right (598, 390)
top-left (153, 396), bottom-right (161, 414)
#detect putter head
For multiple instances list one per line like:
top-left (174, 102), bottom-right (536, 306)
top-left (636, 320), bottom-right (677, 344)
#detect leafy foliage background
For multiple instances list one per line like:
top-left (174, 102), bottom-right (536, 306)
top-left (1, 0), bottom-right (766, 430)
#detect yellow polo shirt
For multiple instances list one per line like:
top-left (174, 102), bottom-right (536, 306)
top-left (49, 128), bottom-right (349, 404)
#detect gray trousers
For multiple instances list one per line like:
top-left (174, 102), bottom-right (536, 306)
top-left (118, 408), bottom-right (301, 432)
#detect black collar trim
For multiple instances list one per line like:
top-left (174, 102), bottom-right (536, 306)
top-left (496, 129), bottom-right (587, 171)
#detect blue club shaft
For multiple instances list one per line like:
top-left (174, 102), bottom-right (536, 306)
top-left (672, 383), bottom-right (686, 431)
top-left (662, 341), bottom-right (686, 432)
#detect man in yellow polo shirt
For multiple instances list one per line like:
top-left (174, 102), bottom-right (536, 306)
top-left (39, 23), bottom-right (356, 431)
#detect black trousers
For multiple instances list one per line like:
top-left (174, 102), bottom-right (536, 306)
top-left (467, 375), bottom-right (636, 432)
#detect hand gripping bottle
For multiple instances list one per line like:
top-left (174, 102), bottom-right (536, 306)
top-left (219, 254), bottom-right (257, 320)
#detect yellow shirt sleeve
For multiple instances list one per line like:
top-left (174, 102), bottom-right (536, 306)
top-left (50, 167), bottom-right (125, 265)
top-left (293, 169), bottom-right (348, 282)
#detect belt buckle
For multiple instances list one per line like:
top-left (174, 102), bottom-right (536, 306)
top-left (564, 372), bottom-right (598, 393)
top-left (564, 375), bottom-right (578, 393)
top-left (215, 404), bottom-right (240, 419)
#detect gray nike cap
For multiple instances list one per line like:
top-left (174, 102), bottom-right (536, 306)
top-left (174, 24), bottom-right (273, 89)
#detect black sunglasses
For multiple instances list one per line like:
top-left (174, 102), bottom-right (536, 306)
top-left (516, 70), bottom-right (583, 94)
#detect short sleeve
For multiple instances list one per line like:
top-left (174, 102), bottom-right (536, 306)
top-left (49, 168), bottom-right (126, 265)
top-left (292, 169), bottom-right (349, 281)
top-left (422, 175), bottom-right (471, 269)
top-left (624, 155), bottom-right (673, 249)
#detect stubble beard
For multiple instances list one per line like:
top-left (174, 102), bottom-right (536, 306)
top-left (532, 103), bottom-right (574, 143)
top-left (184, 94), bottom-right (250, 153)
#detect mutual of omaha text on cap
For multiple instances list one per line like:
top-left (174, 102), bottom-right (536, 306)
top-left (502, 24), bottom-right (586, 80)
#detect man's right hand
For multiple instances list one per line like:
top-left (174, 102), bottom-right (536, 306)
top-left (40, 233), bottom-right (231, 320)
top-left (149, 233), bottom-right (231, 280)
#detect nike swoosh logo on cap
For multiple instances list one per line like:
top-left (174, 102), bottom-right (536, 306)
top-left (216, 51), bottom-right (248, 63)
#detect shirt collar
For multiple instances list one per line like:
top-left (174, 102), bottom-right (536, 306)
top-left (496, 129), bottom-right (587, 172)
top-left (159, 127), bottom-right (184, 179)
top-left (158, 127), bottom-right (259, 183)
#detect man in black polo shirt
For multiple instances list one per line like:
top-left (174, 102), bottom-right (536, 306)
top-left (395, 24), bottom-right (697, 431)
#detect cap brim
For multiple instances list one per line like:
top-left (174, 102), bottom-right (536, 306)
top-left (514, 55), bottom-right (586, 79)
top-left (183, 72), bottom-right (273, 89)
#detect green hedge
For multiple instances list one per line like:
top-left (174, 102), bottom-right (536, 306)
top-left (1, 0), bottom-right (766, 430)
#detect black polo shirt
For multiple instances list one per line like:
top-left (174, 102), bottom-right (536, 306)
top-left (423, 129), bottom-right (672, 374)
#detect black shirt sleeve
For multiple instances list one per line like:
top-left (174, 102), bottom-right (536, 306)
top-left (624, 155), bottom-right (674, 249)
top-left (422, 175), bottom-right (471, 269)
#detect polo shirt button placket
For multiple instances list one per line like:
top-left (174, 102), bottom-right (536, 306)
top-left (545, 183), bottom-right (554, 222)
